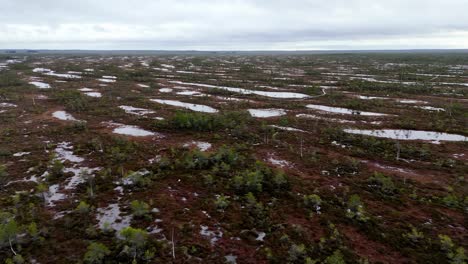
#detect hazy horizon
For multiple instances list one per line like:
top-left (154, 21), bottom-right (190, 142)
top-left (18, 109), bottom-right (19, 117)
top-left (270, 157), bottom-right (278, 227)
top-left (1, 0), bottom-right (468, 50)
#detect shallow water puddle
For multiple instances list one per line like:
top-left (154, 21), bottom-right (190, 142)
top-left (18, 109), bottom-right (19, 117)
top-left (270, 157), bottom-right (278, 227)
top-left (159, 88), bottom-right (173, 93)
top-left (33, 68), bottom-right (81, 78)
top-left (113, 126), bottom-right (156, 137)
top-left (84, 92), bottom-right (102, 97)
top-left (183, 141), bottom-right (212, 151)
top-left (415, 106), bottom-right (445, 111)
top-left (29, 81), bottom-right (51, 89)
top-left (296, 114), bottom-right (382, 125)
top-left (267, 155), bottom-right (291, 168)
top-left (170, 81), bottom-right (310, 99)
top-left (96, 203), bottom-right (132, 232)
top-left (52, 111), bottom-right (79, 121)
top-left (78, 88), bottom-right (94, 92)
top-left (13, 152), bottom-right (30, 157)
top-left (200, 225), bottom-right (223, 245)
top-left (98, 76), bottom-right (117, 83)
top-left (64, 167), bottom-right (101, 190)
top-left (104, 122), bottom-right (159, 137)
top-left (362, 160), bottom-right (414, 175)
top-left (46, 72), bottom-right (81, 79)
top-left (118, 105), bottom-right (156, 116)
top-left (55, 142), bottom-right (85, 163)
top-left (270, 125), bottom-right (307, 132)
top-left (215, 96), bottom-right (248, 102)
top-left (177, 90), bottom-right (207, 96)
top-left (225, 255), bottom-right (238, 264)
top-left (161, 64), bottom-right (175, 69)
top-left (248, 109), bottom-right (286, 118)
top-left (153, 67), bottom-right (171, 72)
top-left (357, 95), bottom-right (389, 100)
top-left (0, 102), bottom-right (17, 114)
top-left (150, 99), bottom-right (218, 113)
top-left (98, 78), bottom-right (116, 83)
top-left (46, 184), bottom-right (66, 207)
top-left (306, 104), bottom-right (390, 116)
top-left (397, 99), bottom-right (428, 104)
top-left (437, 82), bottom-right (468, 87)
top-left (344, 129), bottom-right (468, 143)
top-left (255, 231), bottom-right (266, 241)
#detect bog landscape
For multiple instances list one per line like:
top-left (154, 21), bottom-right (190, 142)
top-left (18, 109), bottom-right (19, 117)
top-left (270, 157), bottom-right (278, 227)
top-left (0, 51), bottom-right (467, 263)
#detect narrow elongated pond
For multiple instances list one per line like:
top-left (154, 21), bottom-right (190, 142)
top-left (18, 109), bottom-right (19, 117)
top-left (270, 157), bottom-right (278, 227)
top-left (307, 104), bottom-right (390, 116)
top-left (150, 99), bottom-right (218, 113)
top-left (343, 129), bottom-right (468, 143)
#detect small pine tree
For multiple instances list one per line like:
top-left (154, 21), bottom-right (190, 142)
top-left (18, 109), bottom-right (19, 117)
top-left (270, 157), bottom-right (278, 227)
top-left (84, 242), bottom-right (111, 264)
top-left (27, 222), bottom-right (40, 241)
top-left (76, 201), bottom-right (91, 214)
top-left (325, 250), bottom-right (345, 264)
top-left (346, 194), bottom-right (369, 222)
top-left (119, 227), bottom-right (149, 261)
top-left (48, 159), bottom-right (64, 180)
top-left (130, 200), bottom-right (150, 218)
top-left (36, 183), bottom-right (49, 204)
top-left (0, 213), bottom-right (19, 255)
top-left (304, 194), bottom-right (322, 214)
top-left (214, 194), bottom-right (230, 210)
top-left (0, 165), bottom-right (8, 185)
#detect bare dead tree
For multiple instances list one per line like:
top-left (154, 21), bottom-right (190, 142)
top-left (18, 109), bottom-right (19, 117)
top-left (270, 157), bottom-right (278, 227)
top-left (395, 140), bottom-right (401, 161)
top-left (171, 227), bottom-right (176, 259)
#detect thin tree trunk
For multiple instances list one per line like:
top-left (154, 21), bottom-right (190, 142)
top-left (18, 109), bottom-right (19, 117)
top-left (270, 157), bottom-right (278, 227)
top-left (300, 137), bottom-right (304, 158)
top-left (396, 141), bottom-right (401, 161)
top-left (9, 237), bottom-right (17, 255)
top-left (172, 227), bottom-right (176, 259)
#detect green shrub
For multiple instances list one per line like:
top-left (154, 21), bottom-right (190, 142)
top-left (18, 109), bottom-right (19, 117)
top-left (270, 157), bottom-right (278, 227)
top-left (53, 90), bottom-right (89, 112)
top-left (123, 170), bottom-right (152, 188)
top-left (368, 172), bottom-right (396, 195)
top-left (243, 193), bottom-right (270, 229)
top-left (346, 194), bottom-right (369, 222)
top-left (448, 247), bottom-right (467, 264)
top-left (5, 254), bottom-right (25, 264)
top-left (76, 201), bottom-right (91, 214)
top-left (233, 170), bottom-right (264, 193)
top-left (404, 226), bottom-right (424, 243)
top-left (214, 195), bottom-right (230, 210)
top-left (0, 212), bottom-right (18, 254)
top-left (439, 234), bottom-right (455, 252)
top-left (303, 85), bottom-right (322, 96)
top-left (442, 194), bottom-right (459, 208)
top-left (212, 146), bottom-right (244, 167)
top-left (288, 244), bottom-right (307, 262)
top-left (232, 162), bottom-right (289, 194)
top-left (130, 200), bottom-right (150, 218)
top-left (0, 165), bottom-right (8, 185)
top-left (119, 227), bottom-right (149, 260)
top-left (84, 242), bottom-right (111, 264)
top-left (27, 222), bottom-right (40, 241)
top-left (325, 250), bottom-right (346, 264)
top-left (47, 159), bottom-right (64, 181)
top-left (161, 111), bottom-right (250, 132)
top-left (438, 234), bottom-right (468, 264)
top-left (0, 165), bottom-right (7, 177)
top-left (0, 72), bottom-right (24, 87)
top-left (303, 194), bottom-right (322, 213)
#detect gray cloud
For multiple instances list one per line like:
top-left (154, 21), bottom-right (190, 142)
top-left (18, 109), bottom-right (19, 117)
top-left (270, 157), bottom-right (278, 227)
top-left (1, 0), bottom-right (467, 50)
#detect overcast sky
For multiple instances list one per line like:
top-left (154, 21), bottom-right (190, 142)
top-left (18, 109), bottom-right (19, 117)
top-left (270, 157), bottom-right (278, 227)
top-left (1, 0), bottom-right (468, 50)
